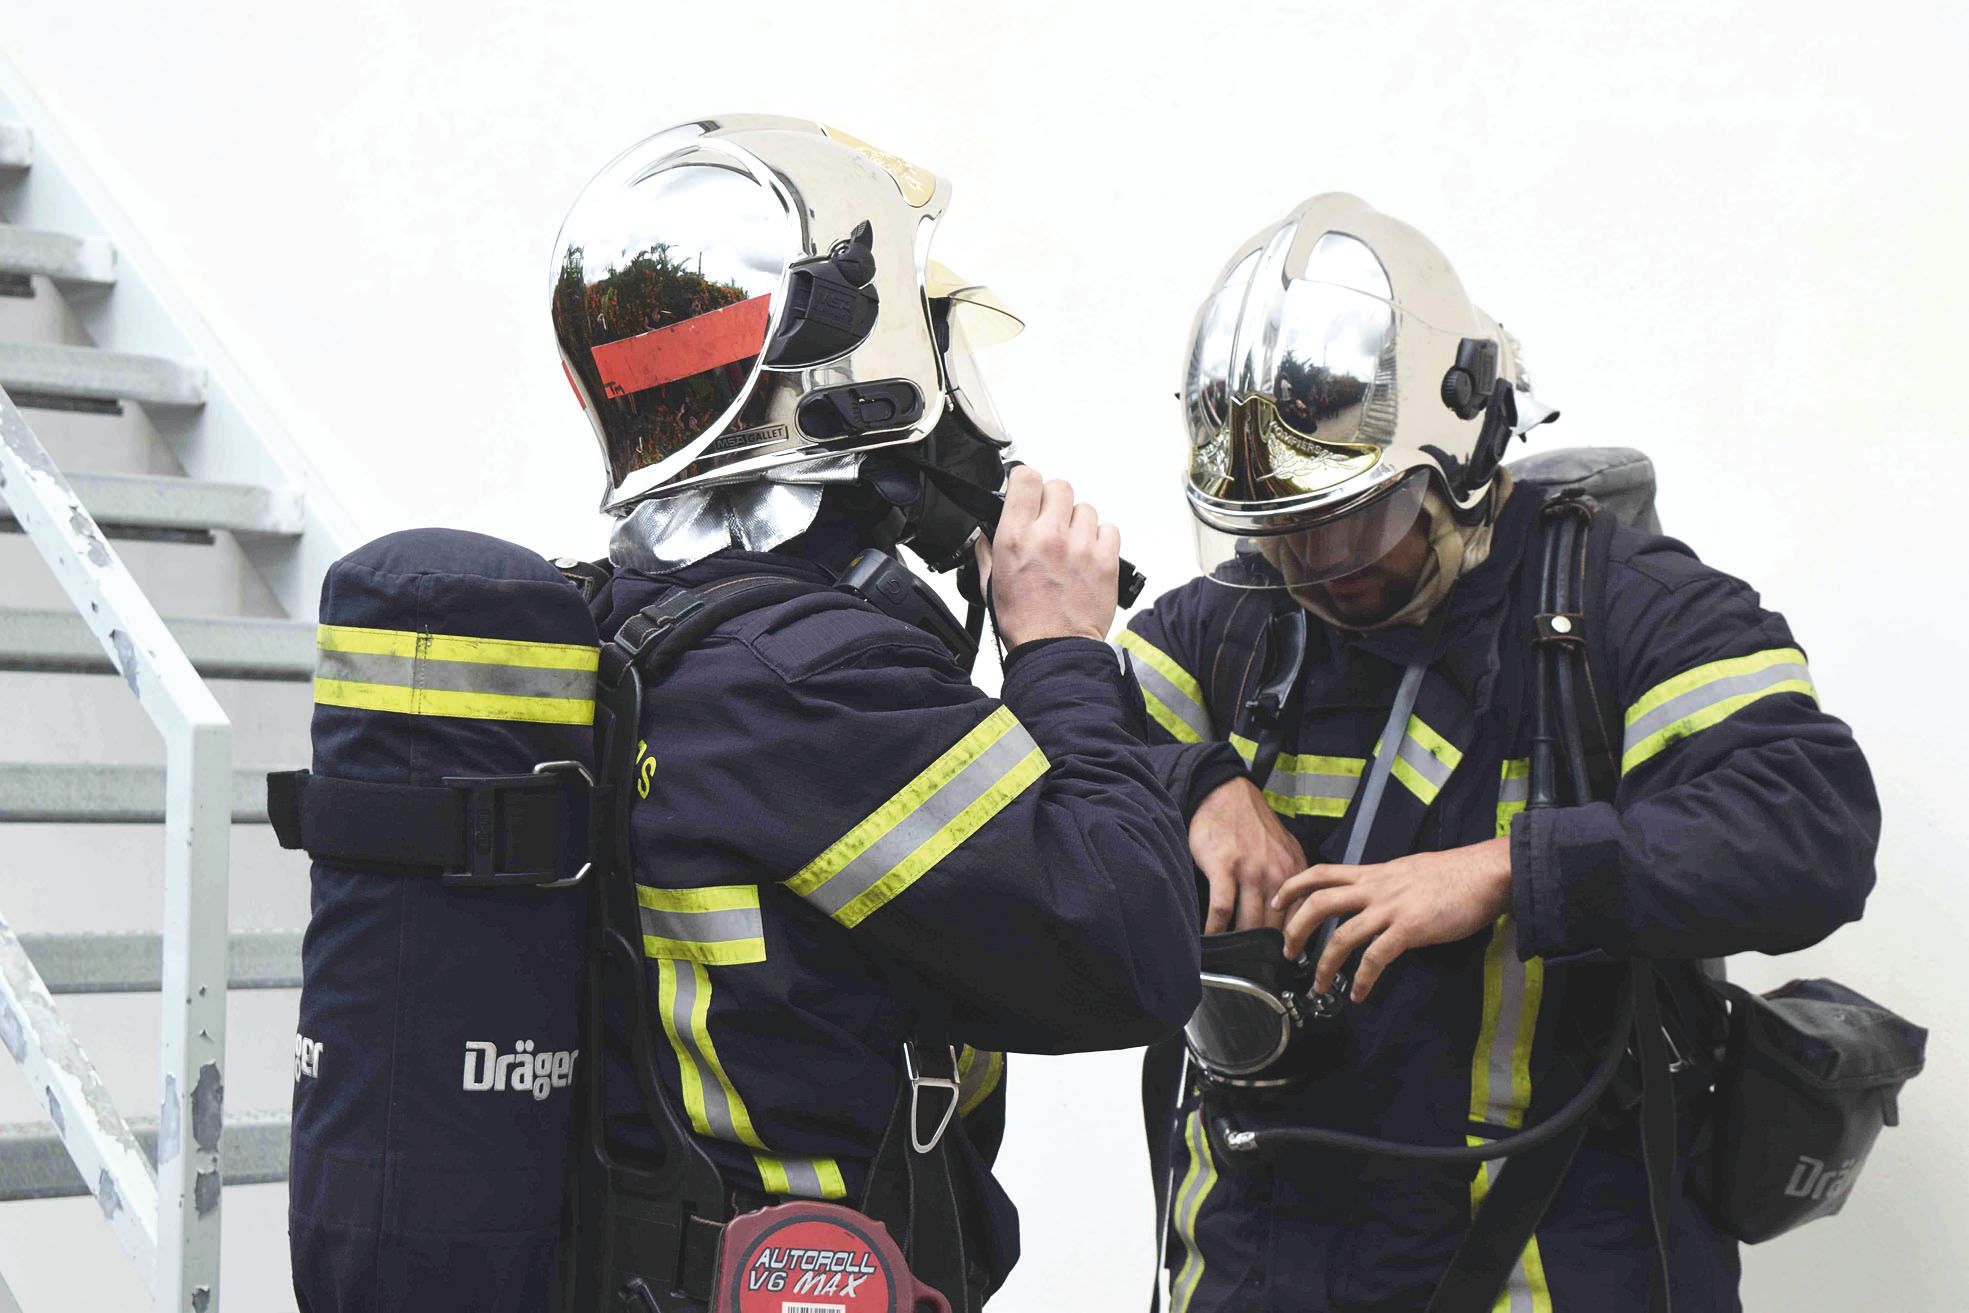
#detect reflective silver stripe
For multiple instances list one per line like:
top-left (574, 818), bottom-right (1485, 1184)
top-left (315, 647), bottom-right (597, 700)
top-left (1480, 920), bottom-right (1529, 1126)
top-left (1169, 1108), bottom-right (1219, 1313)
top-left (799, 722), bottom-right (1041, 920)
top-left (664, 961), bottom-right (742, 1142)
top-left (1394, 731), bottom-right (1455, 798)
top-left (1476, 1160), bottom-right (1541, 1313)
top-left (777, 1158), bottom-right (829, 1198)
top-left (1622, 659), bottom-right (1813, 756)
top-left (640, 904), bottom-right (760, 943)
top-left (639, 887), bottom-right (765, 965)
top-left (1498, 768), bottom-right (1530, 809)
top-left (1265, 764), bottom-right (1362, 804)
top-left (1124, 651), bottom-right (1212, 741)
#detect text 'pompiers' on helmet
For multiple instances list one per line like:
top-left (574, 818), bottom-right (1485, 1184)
top-left (1180, 192), bottom-right (1559, 591)
top-left (549, 114), bottom-right (1022, 516)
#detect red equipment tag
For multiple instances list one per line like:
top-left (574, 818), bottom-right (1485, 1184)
top-left (716, 1201), bottom-right (949, 1313)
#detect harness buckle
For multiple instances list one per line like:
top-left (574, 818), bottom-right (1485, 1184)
top-left (903, 1041), bottom-right (961, 1155)
top-left (441, 760), bottom-right (594, 889)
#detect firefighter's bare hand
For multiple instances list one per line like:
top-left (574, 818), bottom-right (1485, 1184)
top-left (978, 465), bottom-right (1121, 647)
top-left (1191, 775), bottom-right (1307, 934)
top-left (1272, 837), bottom-right (1513, 1002)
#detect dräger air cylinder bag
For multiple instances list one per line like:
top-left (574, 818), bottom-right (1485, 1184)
top-left (273, 529), bottom-right (597, 1312)
top-left (1697, 977), bottom-right (1926, 1244)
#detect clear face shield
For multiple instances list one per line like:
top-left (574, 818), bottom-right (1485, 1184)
top-left (1192, 464), bottom-right (1430, 590)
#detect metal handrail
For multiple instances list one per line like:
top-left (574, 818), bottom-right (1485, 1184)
top-left (0, 388), bottom-right (231, 1310)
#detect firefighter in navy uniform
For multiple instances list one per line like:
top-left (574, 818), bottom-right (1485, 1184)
top-left (550, 119), bottom-right (1200, 1309)
top-left (1128, 195), bottom-right (1880, 1312)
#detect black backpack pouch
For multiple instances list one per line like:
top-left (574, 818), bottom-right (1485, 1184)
top-left (1697, 977), bottom-right (1926, 1243)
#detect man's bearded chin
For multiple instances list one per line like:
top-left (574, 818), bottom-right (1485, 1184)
top-left (1300, 563), bottom-right (1419, 626)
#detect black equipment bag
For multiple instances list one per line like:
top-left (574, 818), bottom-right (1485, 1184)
top-left (274, 529), bottom-right (598, 1313)
top-left (1698, 977), bottom-right (1926, 1242)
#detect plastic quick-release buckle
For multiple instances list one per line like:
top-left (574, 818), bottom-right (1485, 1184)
top-left (904, 1041), bottom-right (961, 1155)
top-left (440, 760), bottom-right (594, 890)
top-left (616, 596), bottom-right (705, 663)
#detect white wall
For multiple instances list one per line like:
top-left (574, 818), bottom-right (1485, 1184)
top-left (2, 0), bottom-right (1964, 1307)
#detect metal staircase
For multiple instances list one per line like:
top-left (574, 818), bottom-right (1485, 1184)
top-left (0, 57), bottom-right (350, 1312)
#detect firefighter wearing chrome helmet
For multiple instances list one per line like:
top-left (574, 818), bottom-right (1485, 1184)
top-left (550, 117), bottom-right (1199, 1311)
top-left (1124, 194), bottom-right (1878, 1311)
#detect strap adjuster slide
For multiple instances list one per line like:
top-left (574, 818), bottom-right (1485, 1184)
top-left (904, 1041), bottom-right (961, 1155)
top-left (441, 760), bottom-right (594, 889)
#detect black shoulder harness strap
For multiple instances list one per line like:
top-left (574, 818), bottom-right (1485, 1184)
top-left (566, 573), bottom-right (984, 1313)
top-left (1428, 494), bottom-right (1676, 1313)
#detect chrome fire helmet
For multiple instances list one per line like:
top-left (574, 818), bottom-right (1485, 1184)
top-left (1182, 193), bottom-right (1556, 590)
top-left (551, 115), bottom-right (1020, 566)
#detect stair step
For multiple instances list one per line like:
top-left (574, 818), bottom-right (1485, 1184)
top-left (0, 225), bottom-right (115, 286)
top-left (0, 1110), bottom-right (290, 1202)
top-left (0, 123), bottom-right (27, 170)
top-left (18, 930), bottom-right (302, 993)
top-left (0, 610), bottom-right (314, 679)
top-left (0, 763), bottom-right (277, 823)
top-left (0, 471), bottom-right (304, 540)
top-left (0, 341), bottom-right (205, 407)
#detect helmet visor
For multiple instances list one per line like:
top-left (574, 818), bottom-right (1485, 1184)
top-left (553, 159), bottom-right (795, 501)
top-left (1193, 467), bottom-right (1429, 590)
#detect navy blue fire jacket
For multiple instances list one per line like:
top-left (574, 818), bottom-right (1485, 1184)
top-left (591, 545), bottom-right (1201, 1287)
top-left (1124, 485), bottom-right (1879, 1313)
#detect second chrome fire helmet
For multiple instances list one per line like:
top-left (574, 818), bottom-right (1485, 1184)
top-left (1182, 193), bottom-right (1557, 592)
top-left (551, 115), bottom-right (1021, 570)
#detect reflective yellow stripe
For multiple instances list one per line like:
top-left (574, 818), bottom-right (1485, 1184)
top-left (653, 959), bottom-right (845, 1200)
top-left (1468, 1137), bottom-right (1555, 1313)
top-left (1386, 713), bottom-right (1463, 805)
top-left (313, 678), bottom-right (595, 725)
top-left (314, 622), bottom-right (597, 725)
top-left (639, 884), bottom-right (758, 913)
top-left (1230, 734), bottom-right (1366, 818)
top-left (317, 623), bottom-right (600, 670)
top-left (1116, 630), bottom-right (1209, 743)
top-left (639, 884), bottom-right (766, 967)
top-left (755, 1155), bottom-right (848, 1202)
top-left (956, 1046), bottom-right (1005, 1117)
top-left (1116, 630), bottom-right (1206, 707)
top-left (1169, 1108), bottom-right (1218, 1313)
top-left (1622, 647), bottom-right (1816, 774)
top-left (1471, 764), bottom-right (1545, 1151)
top-left (641, 881), bottom-right (771, 964)
top-left (789, 706), bottom-right (1048, 928)
top-left (1496, 758), bottom-right (1530, 839)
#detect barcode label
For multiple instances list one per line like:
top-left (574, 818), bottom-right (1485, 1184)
top-left (781, 1305), bottom-right (846, 1313)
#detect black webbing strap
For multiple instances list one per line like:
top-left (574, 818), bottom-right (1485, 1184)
top-left (577, 571), bottom-right (989, 1311)
top-left (1242, 607), bottom-right (1309, 789)
top-left (1430, 495), bottom-right (1674, 1313)
top-left (1141, 1038), bottom-right (1185, 1313)
top-left (860, 1062), bottom-right (981, 1312)
top-left (1424, 1119), bottom-right (1592, 1312)
top-left (564, 574), bottom-right (827, 1313)
top-left (266, 766), bottom-right (591, 888)
top-left (1632, 961), bottom-right (1679, 1313)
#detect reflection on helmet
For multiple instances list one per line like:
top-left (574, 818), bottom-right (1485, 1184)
top-left (551, 116), bottom-right (1024, 526)
top-left (1180, 194), bottom-right (1557, 590)
top-left (551, 160), bottom-right (791, 496)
